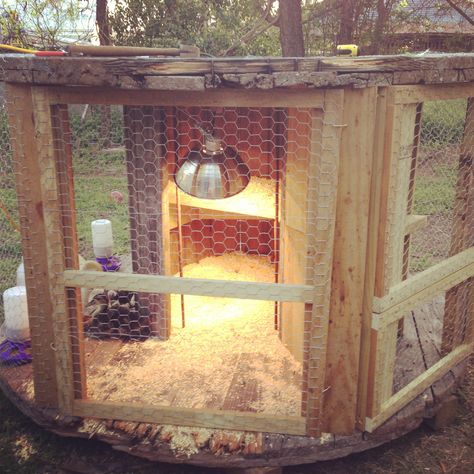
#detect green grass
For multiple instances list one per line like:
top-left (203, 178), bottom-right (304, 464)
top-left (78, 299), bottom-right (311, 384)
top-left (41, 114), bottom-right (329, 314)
top-left (0, 390), bottom-right (206, 473)
top-left (412, 163), bottom-right (457, 217)
top-left (421, 99), bottom-right (467, 147)
top-left (74, 167), bottom-right (130, 259)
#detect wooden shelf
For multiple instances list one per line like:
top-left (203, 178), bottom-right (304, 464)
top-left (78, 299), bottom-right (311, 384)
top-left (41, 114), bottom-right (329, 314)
top-left (168, 176), bottom-right (276, 227)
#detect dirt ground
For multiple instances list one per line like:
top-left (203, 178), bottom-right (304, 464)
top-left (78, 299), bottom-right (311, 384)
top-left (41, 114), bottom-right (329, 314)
top-left (0, 357), bottom-right (472, 474)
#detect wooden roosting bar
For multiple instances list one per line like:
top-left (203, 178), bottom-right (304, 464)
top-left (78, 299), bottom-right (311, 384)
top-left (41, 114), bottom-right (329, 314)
top-left (0, 52), bottom-right (473, 469)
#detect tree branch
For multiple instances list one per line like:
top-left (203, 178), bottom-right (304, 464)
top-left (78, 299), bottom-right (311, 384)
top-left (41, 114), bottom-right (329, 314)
top-left (445, 0), bottom-right (474, 26)
top-left (221, 1), bottom-right (279, 56)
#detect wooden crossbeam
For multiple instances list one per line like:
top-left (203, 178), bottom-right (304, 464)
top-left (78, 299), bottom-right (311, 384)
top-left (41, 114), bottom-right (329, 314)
top-left (63, 270), bottom-right (314, 303)
top-left (365, 343), bottom-right (473, 432)
top-left (372, 248), bottom-right (474, 330)
top-left (73, 400), bottom-right (306, 435)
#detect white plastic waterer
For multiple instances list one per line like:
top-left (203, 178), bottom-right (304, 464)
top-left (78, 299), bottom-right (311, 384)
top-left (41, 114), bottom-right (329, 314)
top-left (91, 219), bottom-right (114, 258)
top-left (2, 286), bottom-right (30, 342)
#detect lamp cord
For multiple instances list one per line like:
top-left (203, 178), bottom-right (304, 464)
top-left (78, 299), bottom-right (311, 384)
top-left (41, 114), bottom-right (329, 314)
top-left (175, 106), bottom-right (214, 140)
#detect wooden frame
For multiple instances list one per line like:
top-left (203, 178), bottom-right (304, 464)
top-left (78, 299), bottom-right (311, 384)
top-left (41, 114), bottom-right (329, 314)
top-left (5, 59), bottom-right (474, 439)
top-left (64, 270), bottom-right (315, 302)
top-left (321, 86), bottom-right (379, 434)
top-left (73, 400), bottom-right (306, 435)
top-left (8, 83), bottom-right (342, 436)
top-left (363, 85), bottom-right (474, 432)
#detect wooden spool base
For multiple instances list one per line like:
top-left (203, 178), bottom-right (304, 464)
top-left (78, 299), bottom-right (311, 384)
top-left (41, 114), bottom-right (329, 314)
top-left (0, 301), bottom-right (468, 469)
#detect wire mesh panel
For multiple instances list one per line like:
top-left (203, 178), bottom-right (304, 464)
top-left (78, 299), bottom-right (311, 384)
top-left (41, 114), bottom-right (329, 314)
top-left (409, 99), bottom-right (471, 273)
top-left (368, 90), bottom-right (474, 432)
top-left (0, 83), bottom-right (33, 400)
top-left (43, 100), bottom-right (336, 432)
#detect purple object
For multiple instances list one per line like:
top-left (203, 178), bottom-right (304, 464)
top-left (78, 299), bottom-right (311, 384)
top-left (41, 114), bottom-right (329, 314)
top-left (0, 339), bottom-right (32, 365)
top-left (96, 255), bottom-right (122, 272)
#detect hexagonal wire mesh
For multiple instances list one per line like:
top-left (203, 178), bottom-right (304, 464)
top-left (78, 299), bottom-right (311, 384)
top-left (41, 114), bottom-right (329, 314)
top-left (0, 83), bottom-right (32, 399)
top-left (49, 102), bottom-right (335, 422)
top-left (394, 97), bottom-right (473, 393)
top-left (2, 80), bottom-right (470, 430)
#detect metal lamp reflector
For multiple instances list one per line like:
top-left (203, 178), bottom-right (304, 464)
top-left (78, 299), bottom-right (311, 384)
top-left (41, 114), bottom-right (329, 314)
top-left (175, 136), bottom-right (250, 200)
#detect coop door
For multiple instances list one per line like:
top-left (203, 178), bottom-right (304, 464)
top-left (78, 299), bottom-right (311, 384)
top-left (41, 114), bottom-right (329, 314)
top-left (366, 91), bottom-right (474, 432)
top-left (23, 88), bottom-right (341, 436)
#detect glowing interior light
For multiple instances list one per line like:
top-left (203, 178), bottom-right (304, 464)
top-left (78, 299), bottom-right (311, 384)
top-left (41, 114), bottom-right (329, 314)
top-left (175, 135), bottom-right (250, 200)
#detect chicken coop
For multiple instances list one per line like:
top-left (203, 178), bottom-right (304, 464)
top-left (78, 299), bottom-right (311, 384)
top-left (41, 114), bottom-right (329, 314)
top-left (0, 51), bottom-right (473, 469)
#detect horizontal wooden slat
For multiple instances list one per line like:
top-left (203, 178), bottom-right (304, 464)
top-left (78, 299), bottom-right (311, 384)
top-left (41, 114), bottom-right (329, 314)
top-left (365, 343), bottom-right (473, 432)
top-left (73, 400), bottom-right (306, 435)
top-left (394, 83), bottom-right (474, 104)
top-left (47, 87), bottom-right (325, 108)
top-left (63, 270), bottom-right (314, 303)
top-left (404, 214), bottom-right (428, 235)
top-left (372, 248), bottom-right (474, 329)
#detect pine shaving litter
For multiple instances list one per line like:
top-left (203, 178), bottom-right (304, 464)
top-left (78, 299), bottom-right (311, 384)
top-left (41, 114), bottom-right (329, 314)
top-left (178, 176), bottom-right (275, 219)
top-left (87, 253), bottom-right (302, 419)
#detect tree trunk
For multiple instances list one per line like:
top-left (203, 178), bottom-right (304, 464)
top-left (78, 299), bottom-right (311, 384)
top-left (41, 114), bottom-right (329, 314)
top-left (96, 0), bottom-right (112, 46)
top-left (96, 0), bottom-right (112, 148)
top-left (337, 0), bottom-right (355, 44)
top-left (278, 0), bottom-right (305, 56)
top-left (369, 0), bottom-right (390, 54)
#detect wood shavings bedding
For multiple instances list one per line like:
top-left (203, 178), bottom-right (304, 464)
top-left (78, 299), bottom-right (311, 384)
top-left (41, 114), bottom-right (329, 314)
top-left (87, 252), bottom-right (302, 417)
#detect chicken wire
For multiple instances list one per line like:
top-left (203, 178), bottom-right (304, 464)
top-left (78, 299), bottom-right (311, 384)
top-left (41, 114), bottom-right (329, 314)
top-left (394, 97), bottom-right (473, 393)
top-left (409, 98), bottom-right (473, 273)
top-left (0, 94), bottom-right (337, 429)
top-left (3, 76), bottom-right (469, 432)
top-left (0, 82), bottom-right (31, 399)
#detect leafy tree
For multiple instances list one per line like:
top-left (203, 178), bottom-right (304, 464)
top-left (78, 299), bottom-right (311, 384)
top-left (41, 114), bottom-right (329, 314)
top-left (0, 0), bottom-right (95, 48)
top-left (109, 0), bottom-right (281, 56)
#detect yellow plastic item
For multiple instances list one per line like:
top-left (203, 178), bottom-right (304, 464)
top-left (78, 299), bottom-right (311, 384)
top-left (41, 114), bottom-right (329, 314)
top-left (0, 44), bottom-right (37, 54)
top-left (336, 44), bottom-right (359, 57)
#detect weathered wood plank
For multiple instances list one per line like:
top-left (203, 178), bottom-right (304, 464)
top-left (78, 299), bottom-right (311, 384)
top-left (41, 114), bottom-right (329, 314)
top-left (366, 342), bottom-right (473, 432)
top-left (51, 104), bottom-right (86, 399)
top-left (63, 270), bottom-right (315, 303)
top-left (31, 87), bottom-right (76, 414)
top-left (124, 105), bottom-right (170, 339)
top-left (303, 90), bottom-right (344, 436)
top-left (5, 83), bottom-right (59, 408)
top-left (73, 400), bottom-right (306, 435)
top-left (2, 54), bottom-right (474, 89)
top-left (321, 87), bottom-right (377, 434)
top-left (47, 87), bottom-right (325, 108)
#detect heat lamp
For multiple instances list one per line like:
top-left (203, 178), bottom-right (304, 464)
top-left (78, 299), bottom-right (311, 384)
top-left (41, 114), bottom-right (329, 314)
top-left (174, 111), bottom-right (250, 200)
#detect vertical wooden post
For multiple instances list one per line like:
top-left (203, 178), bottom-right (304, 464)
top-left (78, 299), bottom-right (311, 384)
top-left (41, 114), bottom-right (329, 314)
top-left (5, 84), bottom-right (59, 408)
top-left (356, 87), bottom-right (388, 429)
top-left (51, 104), bottom-right (86, 400)
top-left (302, 90), bottom-right (344, 436)
top-left (31, 88), bottom-right (79, 413)
top-left (279, 107), bottom-right (310, 363)
top-left (443, 97), bottom-right (474, 353)
top-left (366, 92), bottom-right (419, 418)
top-left (124, 106), bottom-right (171, 339)
top-left (321, 87), bottom-right (378, 434)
